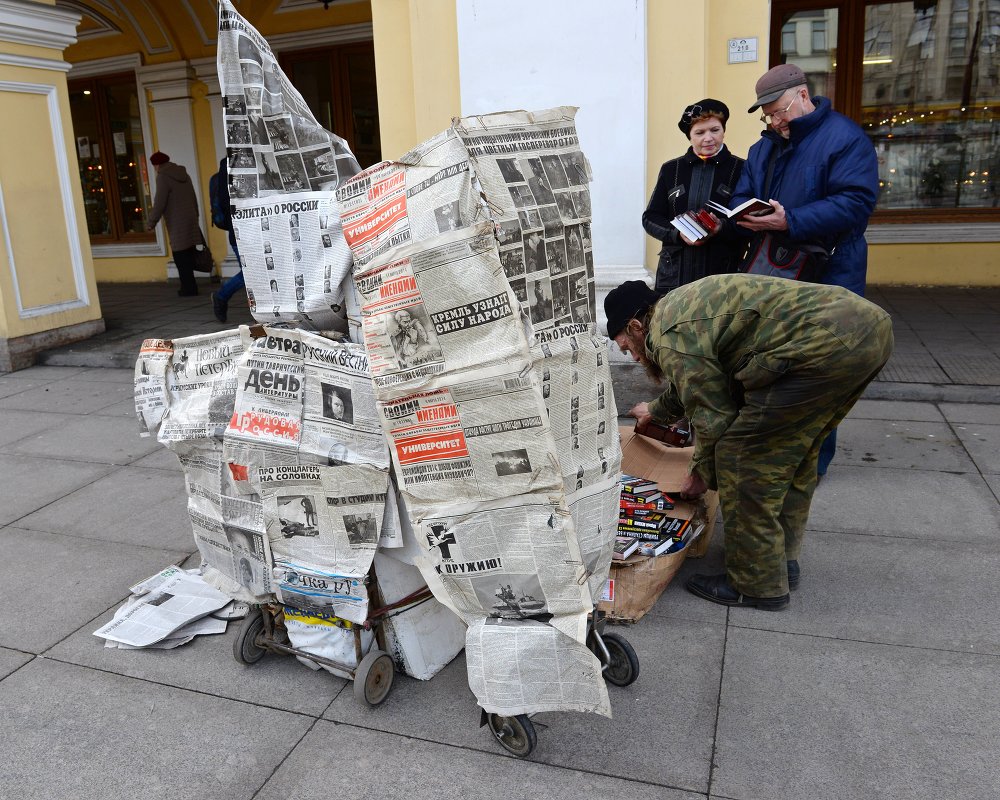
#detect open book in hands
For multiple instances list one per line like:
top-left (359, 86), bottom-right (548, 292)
top-left (704, 198), bottom-right (775, 221)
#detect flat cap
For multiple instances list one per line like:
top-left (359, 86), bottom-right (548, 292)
top-left (604, 280), bottom-right (659, 340)
top-left (748, 64), bottom-right (807, 112)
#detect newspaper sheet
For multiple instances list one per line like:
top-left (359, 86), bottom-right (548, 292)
top-left (224, 327), bottom-right (388, 490)
top-left (337, 128), bottom-right (486, 269)
top-left (134, 338), bottom-right (173, 437)
top-left (258, 463), bottom-right (389, 623)
top-left (466, 617), bottom-right (610, 717)
top-left (93, 569), bottom-right (230, 647)
top-left (453, 108), bottom-right (596, 333)
top-left (378, 371), bottom-right (563, 513)
top-left (532, 323), bottom-right (621, 492)
top-left (152, 330), bottom-right (247, 447)
top-left (414, 495), bottom-right (591, 624)
top-left (217, 0), bottom-right (360, 331)
top-left (566, 476), bottom-right (621, 603)
top-left (353, 223), bottom-right (527, 399)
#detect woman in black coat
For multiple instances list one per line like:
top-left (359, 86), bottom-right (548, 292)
top-left (642, 99), bottom-right (745, 292)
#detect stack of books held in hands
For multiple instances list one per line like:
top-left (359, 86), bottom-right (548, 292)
top-left (669, 198), bottom-right (774, 242)
top-left (613, 474), bottom-right (702, 559)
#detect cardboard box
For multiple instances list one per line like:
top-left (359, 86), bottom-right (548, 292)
top-left (597, 427), bottom-right (720, 623)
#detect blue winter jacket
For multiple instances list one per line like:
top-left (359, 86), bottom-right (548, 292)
top-left (730, 97), bottom-right (879, 296)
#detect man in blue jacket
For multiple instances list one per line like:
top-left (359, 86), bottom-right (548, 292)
top-left (730, 63), bottom-right (880, 476)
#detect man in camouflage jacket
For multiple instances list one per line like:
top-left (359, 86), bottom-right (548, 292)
top-left (605, 275), bottom-right (893, 609)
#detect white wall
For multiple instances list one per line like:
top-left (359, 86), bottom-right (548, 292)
top-left (456, 0), bottom-right (647, 274)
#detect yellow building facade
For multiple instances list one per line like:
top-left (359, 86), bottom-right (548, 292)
top-left (0, 0), bottom-right (997, 370)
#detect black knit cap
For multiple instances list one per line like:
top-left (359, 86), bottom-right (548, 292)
top-left (604, 280), bottom-right (659, 339)
top-left (678, 98), bottom-right (730, 137)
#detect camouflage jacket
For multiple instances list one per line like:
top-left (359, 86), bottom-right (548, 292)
top-left (645, 274), bottom-right (889, 488)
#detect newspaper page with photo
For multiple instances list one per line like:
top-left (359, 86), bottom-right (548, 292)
top-left (337, 128), bottom-right (486, 269)
top-left (454, 107), bottom-right (596, 333)
top-left (224, 327), bottom-right (388, 490)
top-left (144, 330), bottom-right (248, 448)
top-left (258, 463), bottom-right (390, 623)
top-left (353, 223), bottom-right (527, 399)
top-left (217, 0), bottom-right (361, 331)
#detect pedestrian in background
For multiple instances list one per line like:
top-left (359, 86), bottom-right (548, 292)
top-left (606, 276), bottom-right (892, 609)
top-left (731, 64), bottom-right (880, 477)
top-left (147, 151), bottom-right (202, 297)
top-left (641, 99), bottom-right (745, 293)
top-left (210, 156), bottom-right (245, 323)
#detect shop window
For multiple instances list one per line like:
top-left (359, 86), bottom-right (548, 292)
top-left (772, 0), bottom-right (1000, 220)
top-left (68, 74), bottom-right (154, 243)
top-left (280, 42), bottom-right (381, 169)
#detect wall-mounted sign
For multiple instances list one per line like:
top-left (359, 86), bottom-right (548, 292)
top-left (728, 37), bottom-right (758, 64)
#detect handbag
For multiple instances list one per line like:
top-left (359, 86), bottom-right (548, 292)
top-left (193, 231), bottom-right (214, 272)
top-left (740, 148), bottom-right (830, 283)
top-left (743, 233), bottom-right (828, 282)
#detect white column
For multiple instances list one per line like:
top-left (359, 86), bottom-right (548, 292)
top-left (192, 57), bottom-right (226, 163)
top-left (455, 0), bottom-right (651, 333)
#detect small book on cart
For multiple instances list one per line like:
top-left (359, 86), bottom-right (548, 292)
top-left (613, 536), bottom-right (640, 560)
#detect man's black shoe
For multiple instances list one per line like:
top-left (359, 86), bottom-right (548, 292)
top-left (685, 574), bottom-right (789, 611)
top-left (212, 292), bottom-right (228, 323)
top-left (787, 559), bottom-right (800, 590)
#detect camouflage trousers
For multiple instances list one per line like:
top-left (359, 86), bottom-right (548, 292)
top-left (717, 317), bottom-right (894, 597)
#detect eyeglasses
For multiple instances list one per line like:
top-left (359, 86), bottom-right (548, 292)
top-left (760, 96), bottom-right (797, 125)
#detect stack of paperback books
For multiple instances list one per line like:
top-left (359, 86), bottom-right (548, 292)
top-left (615, 474), bottom-right (696, 557)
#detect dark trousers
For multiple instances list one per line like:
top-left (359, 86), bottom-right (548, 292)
top-left (173, 247), bottom-right (198, 294)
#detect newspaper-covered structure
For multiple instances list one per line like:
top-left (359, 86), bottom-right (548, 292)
top-left (217, 0), bottom-right (360, 333)
top-left (134, 326), bottom-right (396, 611)
top-left (337, 109), bottom-right (622, 718)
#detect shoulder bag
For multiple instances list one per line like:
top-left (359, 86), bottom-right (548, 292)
top-left (193, 230), bottom-right (214, 272)
top-left (741, 148), bottom-right (830, 282)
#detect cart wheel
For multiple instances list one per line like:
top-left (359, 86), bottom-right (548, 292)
top-left (486, 713), bottom-right (537, 758)
top-left (232, 609), bottom-right (266, 665)
top-left (354, 650), bottom-right (395, 706)
top-left (601, 632), bottom-right (640, 687)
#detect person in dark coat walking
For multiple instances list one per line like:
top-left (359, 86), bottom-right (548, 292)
top-left (146, 151), bottom-right (202, 296)
top-left (731, 64), bottom-right (880, 477)
top-left (641, 99), bottom-right (746, 292)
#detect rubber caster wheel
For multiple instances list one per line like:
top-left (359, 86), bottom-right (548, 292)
top-left (232, 609), bottom-right (266, 665)
top-left (601, 631), bottom-right (640, 686)
top-left (486, 713), bottom-right (537, 758)
top-left (354, 650), bottom-right (395, 706)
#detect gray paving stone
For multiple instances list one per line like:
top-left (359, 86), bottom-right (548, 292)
top-left (952, 422), bottom-right (1000, 474)
top-left (0, 646), bottom-right (33, 679)
top-left (984, 473), bottom-right (1000, 503)
top-left (0, 409), bottom-right (77, 447)
top-left (90, 396), bottom-right (141, 418)
top-left (940, 402), bottom-right (1000, 425)
top-left (48, 609), bottom-right (344, 716)
top-left (0, 377), bottom-right (132, 414)
top-left (733, 529), bottom-right (1000, 654)
top-left (0, 377), bottom-right (62, 399)
top-left (325, 614), bottom-right (723, 791)
top-left (0, 658), bottom-right (313, 800)
top-left (3, 414), bottom-right (161, 465)
top-left (0, 527), bottom-right (187, 653)
top-left (73, 368), bottom-right (138, 383)
top-left (846, 399), bottom-right (943, 422)
top-left (808, 466), bottom-right (998, 542)
top-left (4, 365), bottom-right (88, 381)
top-left (0, 454), bottom-right (113, 525)
top-left (714, 628), bottom-right (1000, 800)
top-left (129, 446), bottom-right (183, 472)
top-left (257, 718), bottom-right (702, 800)
top-left (17, 466), bottom-right (194, 550)
top-left (835, 417), bottom-right (976, 472)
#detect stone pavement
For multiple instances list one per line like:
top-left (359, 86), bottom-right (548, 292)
top-left (1, 282), bottom-right (999, 800)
